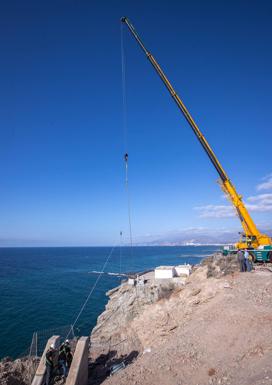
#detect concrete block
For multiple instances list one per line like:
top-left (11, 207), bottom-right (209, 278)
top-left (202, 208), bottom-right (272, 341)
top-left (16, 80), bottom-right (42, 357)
top-left (66, 336), bottom-right (89, 385)
top-left (128, 278), bottom-right (136, 285)
top-left (155, 266), bottom-right (175, 279)
top-left (175, 264), bottom-right (192, 277)
top-left (31, 335), bottom-right (60, 385)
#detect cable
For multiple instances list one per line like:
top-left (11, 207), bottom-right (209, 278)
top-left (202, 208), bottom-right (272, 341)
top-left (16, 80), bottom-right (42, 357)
top-left (124, 154), bottom-right (133, 258)
top-left (66, 244), bottom-right (116, 339)
top-left (121, 24), bottom-right (134, 262)
top-left (120, 22), bottom-right (128, 153)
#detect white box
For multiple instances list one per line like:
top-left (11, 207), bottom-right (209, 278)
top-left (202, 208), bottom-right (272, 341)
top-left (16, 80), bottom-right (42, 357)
top-left (175, 264), bottom-right (192, 277)
top-left (155, 266), bottom-right (175, 279)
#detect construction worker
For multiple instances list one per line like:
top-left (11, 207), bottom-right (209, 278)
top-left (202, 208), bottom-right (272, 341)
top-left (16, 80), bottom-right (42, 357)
top-left (237, 249), bottom-right (245, 272)
top-left (64, 340), bottom-right (73, 369)
top-left (59, 339), bottom-right (73, 376)
top-left (244, 249), bottom-right (252, 272)
top-left (45, 343), bottom-right (56, 385)
top-left (58, 342), bottom-right (68, 378)
top-left (248, 252), bottom-right (254, 270)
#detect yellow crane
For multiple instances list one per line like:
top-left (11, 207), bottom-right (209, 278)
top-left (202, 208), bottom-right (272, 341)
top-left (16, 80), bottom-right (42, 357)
top-left (121, 16), bottom-right (272, 262)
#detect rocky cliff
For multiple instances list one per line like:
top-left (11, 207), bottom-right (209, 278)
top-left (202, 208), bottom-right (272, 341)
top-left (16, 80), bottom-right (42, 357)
top-left (90, 255), bottom-right (272, 385)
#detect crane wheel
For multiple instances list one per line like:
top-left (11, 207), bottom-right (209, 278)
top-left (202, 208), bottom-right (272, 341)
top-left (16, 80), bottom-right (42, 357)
top-left (249, 252), bottom-right (256, 263)
top-left (268, 251), bottom-right (272, 263)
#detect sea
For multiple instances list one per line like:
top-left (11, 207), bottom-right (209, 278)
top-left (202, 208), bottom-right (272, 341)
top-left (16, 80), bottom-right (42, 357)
top-left (0, 245), bottom-right (220, 359)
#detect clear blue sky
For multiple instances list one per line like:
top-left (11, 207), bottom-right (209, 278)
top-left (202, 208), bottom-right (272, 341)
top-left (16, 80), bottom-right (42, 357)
top-left (1, 0), bottom-right (272, 246)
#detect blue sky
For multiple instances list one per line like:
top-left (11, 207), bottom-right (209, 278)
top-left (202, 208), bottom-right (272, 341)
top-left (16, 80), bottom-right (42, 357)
top-left (0, 0), bottom-right (272, 246)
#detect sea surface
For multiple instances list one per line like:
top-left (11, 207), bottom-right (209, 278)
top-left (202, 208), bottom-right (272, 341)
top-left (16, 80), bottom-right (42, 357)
top-left (0, 246), bottom-right (220, 359)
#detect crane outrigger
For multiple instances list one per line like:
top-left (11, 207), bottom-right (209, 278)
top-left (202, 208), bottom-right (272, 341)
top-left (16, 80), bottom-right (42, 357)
top-left (121, 16), bottom-right (272, 262)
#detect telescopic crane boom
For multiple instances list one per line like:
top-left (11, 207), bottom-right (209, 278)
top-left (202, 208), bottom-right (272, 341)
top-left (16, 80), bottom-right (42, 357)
top-left (121, 16), bottom-right (272, 251)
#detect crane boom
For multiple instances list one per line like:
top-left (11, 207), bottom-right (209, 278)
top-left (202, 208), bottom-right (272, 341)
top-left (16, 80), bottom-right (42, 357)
top-left (121, 16), bottom-right (272, 249)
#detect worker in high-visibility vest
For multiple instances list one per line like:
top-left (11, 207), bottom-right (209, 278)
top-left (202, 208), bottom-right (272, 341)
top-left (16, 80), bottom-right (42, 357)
top-left (45, 343), bottom-right (57, 385)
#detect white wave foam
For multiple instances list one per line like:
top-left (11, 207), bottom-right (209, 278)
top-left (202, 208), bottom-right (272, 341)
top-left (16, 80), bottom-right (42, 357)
top-left (179, 254), bottom-right (212, 258)
top-left (89, 271), bottom-right (127, 277)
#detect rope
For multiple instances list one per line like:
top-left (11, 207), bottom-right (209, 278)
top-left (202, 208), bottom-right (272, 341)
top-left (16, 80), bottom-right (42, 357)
top-left (66, 245), bottom-right (116, 338)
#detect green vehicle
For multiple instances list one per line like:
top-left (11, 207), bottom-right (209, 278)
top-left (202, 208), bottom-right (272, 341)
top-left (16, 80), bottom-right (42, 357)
top-left (223, 244), bottom-right (272, 262)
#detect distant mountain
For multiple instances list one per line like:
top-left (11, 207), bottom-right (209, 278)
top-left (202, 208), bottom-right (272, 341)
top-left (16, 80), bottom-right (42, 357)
top-left (135, 227), bottom-right (272, 246)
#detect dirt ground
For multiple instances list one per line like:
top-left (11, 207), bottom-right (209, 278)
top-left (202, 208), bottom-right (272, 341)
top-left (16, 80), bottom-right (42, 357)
top-left (97, 263), bottom-right (272, 385)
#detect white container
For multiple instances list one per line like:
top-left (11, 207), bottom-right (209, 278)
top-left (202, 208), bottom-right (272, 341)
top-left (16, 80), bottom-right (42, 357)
top-left (175, 264), bottom-right (192, 277)
top-left (155, 266), bottom-right (175, 279)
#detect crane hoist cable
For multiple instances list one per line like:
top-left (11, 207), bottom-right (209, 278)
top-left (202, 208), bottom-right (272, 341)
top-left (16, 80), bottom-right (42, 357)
top-left (124, 153), bottom-right (133, 258)
top-left (121, 23), bottom-right (133, 258)
top-left (120, 21), bottom-right (128, 153)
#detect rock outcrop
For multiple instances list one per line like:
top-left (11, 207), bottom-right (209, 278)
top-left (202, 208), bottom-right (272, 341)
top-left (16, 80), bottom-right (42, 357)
top-left (0, 357), bottom-right (38, 385)
top-left (90, 271), bottom-right (186, 360)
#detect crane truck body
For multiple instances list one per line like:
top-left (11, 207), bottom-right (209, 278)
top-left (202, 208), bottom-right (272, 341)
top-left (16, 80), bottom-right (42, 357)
top-left (121, 16), bottom-right (272, 262)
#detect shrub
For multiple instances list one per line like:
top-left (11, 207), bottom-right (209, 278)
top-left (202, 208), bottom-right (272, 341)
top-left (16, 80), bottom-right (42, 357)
top-left (158, 282), bottom-right (176, 300)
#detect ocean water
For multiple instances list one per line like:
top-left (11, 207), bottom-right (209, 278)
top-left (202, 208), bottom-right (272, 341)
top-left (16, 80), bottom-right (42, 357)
top-left (0, 246), bottom-right (219, 359)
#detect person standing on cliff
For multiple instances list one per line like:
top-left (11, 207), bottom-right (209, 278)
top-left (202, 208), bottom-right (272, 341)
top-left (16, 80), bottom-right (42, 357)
top-left (244, 249), bottom-right (252, 272)
top-left (237, 249), bottom-right (245, 272)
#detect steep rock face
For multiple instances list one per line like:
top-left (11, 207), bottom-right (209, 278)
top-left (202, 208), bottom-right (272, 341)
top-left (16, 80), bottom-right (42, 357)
top-left (0, 357), bottom-right (38, 385)
top-left (90, 255), bottom-right (234, 362)
top-left (90, 274), bottom-right (185, 360)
